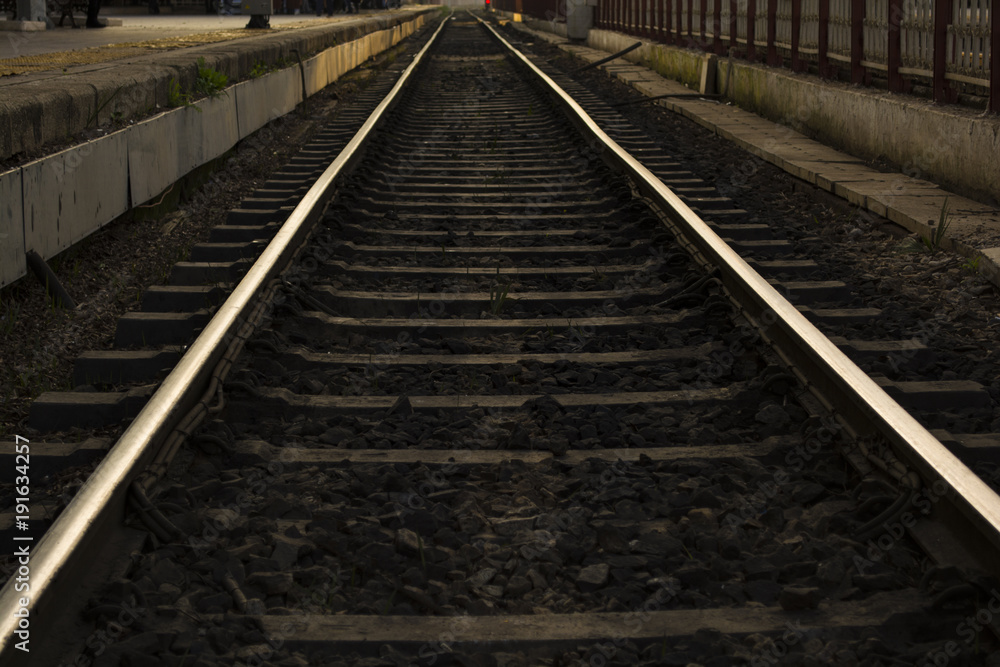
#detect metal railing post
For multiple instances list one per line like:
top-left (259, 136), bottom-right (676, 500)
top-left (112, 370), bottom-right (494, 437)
top-left (700, 0), bottom-right (707, 46)
top-left (730, 0), bottom-right (738, 49)
top-left (768, 0), bottom-right (780, 64)
top-left (677, 0), bottom-right (683, 43)
top-left (933, 0), bottom-right (955, 102)
top-left (888, 0), bottom-right (904, 91)
top-left (850, 0), bottom-right (865, 82)
top-left (791, 0), bottom-right (802, 69)
top-left (687, 0), bottom-right (694, 43)
top-left (715, 0), bottom-right (724, 52)
top-left (817, 0), bottom-right (830, 75)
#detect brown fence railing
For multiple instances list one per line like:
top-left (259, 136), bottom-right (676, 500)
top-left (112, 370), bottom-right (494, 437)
top-left (505, 0), bottom-right (998, 111)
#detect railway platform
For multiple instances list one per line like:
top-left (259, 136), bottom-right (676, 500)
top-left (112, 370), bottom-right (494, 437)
top-left (0, 5), bottom-right (434, 288)
top-left (505, 18), bottom-right (1000, 290)
top-left (0, 10), bottom-right (356, 63)
top-left (0, 6), bottom-right (431, 156)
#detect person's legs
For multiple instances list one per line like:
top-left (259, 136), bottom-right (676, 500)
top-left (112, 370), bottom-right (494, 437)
top-left (86, 0), bottom-right (104, 27)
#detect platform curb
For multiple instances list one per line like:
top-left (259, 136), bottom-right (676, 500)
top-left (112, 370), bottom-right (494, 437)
top-left (0, 9), bottom-right (433, 289)
top-left (0, 19), bottom-right (46, 31)
top-left (0, 10), bottom-right (433, 160)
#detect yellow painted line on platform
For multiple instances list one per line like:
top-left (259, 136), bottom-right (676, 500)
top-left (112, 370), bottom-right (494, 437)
top-left (0, 26), bottom-right (299, 76)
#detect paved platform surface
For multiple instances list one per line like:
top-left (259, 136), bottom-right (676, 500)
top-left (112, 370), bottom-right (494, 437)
top-left (0, 9), bottom-right (398, 75)
top-left (0, 4), bottom-right (434, 290)
top-left (512, 21), bottom-right (1000, 289)
top-left (0, 6), bottom-right (430, 162)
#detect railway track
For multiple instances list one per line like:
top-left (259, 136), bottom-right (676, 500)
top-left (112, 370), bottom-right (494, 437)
top-left (4, 12), bottom-right (1000, 666)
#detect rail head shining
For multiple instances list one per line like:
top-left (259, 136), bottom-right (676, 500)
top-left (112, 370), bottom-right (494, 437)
top-left (0, 16), bottom-right (451, 661)
top-left (477, 16), bottom-right (1000, 560)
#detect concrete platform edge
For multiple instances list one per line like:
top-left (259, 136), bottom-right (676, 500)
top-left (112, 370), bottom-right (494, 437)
top-left (0, 19), bottom-right (47, 31)
top-left (501, 15), bottom-right (1000, 291)
top-left (0, 10), bottom-right (432, 289)
top-left (0, 10), bottom-right (433, 160)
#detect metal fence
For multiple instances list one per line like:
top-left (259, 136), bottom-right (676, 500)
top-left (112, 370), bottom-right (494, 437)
top-left (499, 0), bottom-right (999, 111)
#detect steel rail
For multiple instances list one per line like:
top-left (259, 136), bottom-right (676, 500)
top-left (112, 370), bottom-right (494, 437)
top-left (0, 15), bottom-right (451, 661)
top-left (477, 16), bottom-right (1000, 570)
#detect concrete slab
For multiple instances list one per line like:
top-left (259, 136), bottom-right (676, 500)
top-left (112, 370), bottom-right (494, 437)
top-left (336, 40), bottom-right (352, 75)
top-left (0, 20), bottom-right (46, 31)
top-left (22, 131), bottom-right (129, 261)
top-left (313, 284), bottom-right (668, 317)
top-left (73, 350), bottom-right (182, 386)
top-left (803, 165), bottom-right (904, 192)
top-left (842, 175), bottom-right (946, 194)
top-left (244, 385), bottom-right (736, 415)
top-left (884, 195), bottom-right (967, 231)
top-left (29, 385), bottom-right (154, 431)
top-left (322, 43), bottom-right (341, 82)
top-left (823, 172), bottom-right (934, 206)
top-left (847, 184), bottom-right (951, 220)
top-left (341, 37), bottom-right (357, 72)
top-left (350, 37), bottom-right (363, 69)
top-left (275, 345), bottom-right (720, 369)
top-left (169, 259), bottom-right (250, 284)
top-left (235, 66), bottom-right (301, 139)
top-left (932, 431), bottom-right (1000, 466)
top-left (291, 310), bottom-right (694, 338)
top-left (327, 260), bottom-right (654, 279)
top-left (0, 168), bottom-right (24, 288)
top-left (247, 589), bottom-right (925, 654)
top-left (303, 50), bottom-right (329, 96)
top-left (114, 310), bottom-right (211, 346)
top-left (187, 240), bottom-right (263, 262)
top-left (232, 438), bottom-right (787, 466)
top-left (876, 378), bottom-right (991, 410)
top-left (141, 284), bottom-right (227, 311)
top-left (186, 91), bottom-right (241, 166)
top-left (127, 109), bottom-right (183, 206)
